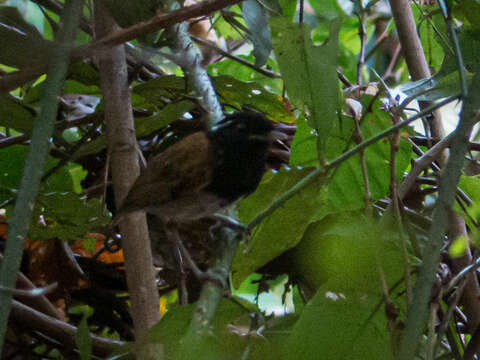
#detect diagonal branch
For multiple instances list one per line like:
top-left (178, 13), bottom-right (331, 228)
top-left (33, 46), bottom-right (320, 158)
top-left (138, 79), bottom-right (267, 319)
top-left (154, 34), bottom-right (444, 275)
top-left (0, 0), bottom-right (244, 93)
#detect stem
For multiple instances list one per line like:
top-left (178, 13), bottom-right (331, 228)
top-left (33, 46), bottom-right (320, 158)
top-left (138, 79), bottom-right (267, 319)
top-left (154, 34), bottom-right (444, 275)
top-left (0, 0), bottom-right (83, 354)
top-left (249, 96), bottom-right (458, 230)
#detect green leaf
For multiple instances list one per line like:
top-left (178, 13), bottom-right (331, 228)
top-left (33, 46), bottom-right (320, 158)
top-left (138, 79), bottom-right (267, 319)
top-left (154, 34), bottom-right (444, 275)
top-left (213, 75), bottom-right (295, 123)
top-left (289, 116), bottom-right (318, 167)
top-left (67, 62), bottom-right (101, 86)
top-left (100, 0), bottom-right (162, 44)
top-left (449, 235), bottom-right (469, 257)
top-left (0, 95), bottom-right (35, 135)
top-left (30, 194), bottom-right (110, 241)
top-left (416, 7), bottom-right (446, 72)
top-left (214, 7), bottom-right (245, 40)
top-left (0, 6), bottom-right (52, 68)
top-left (133, 75), bottom-right (190, 106)
top-left (232, 167), bottom-right (329, 287)
top-left (458, 0), bottom-right (480, 31)
top-left (277, 0), bottom-right (297, 18)
top-left (270, 17), bottom-right (340, 154)
top-left (23, 80), bottom-right (101, 106)
top-left (73, 136), bottom-right (107, 159)
top-left (439, 27), bottom-right (480, 75)
top-left (67, 163), bottom-right (88, 194)
top-left (398, 71), bottom-right (471, 102)
top-left (208, 53), bottom-right (282, 94)
top-left (0, 145), bottom-right (77, 203)
top-left (308, 0), bottom-right (345, 21)
top-left (75, 314), bottom-right (92, 360)
top-left (243, 0), bottom-right (272, 67)
top-left (149, 300), bottom-right (251, 360)
top-left (284, 214), bottom-right (404, 359)
top-left (282, 280), bottom-right (393, 360)
top-left (327, 97), bottom-right (412, 212)
top-left (135, 100), bottom-right (196, 137)
top-left (455, 175), bottom-right (480, 245)
top-left (292, 213), bottom-right (404, 292)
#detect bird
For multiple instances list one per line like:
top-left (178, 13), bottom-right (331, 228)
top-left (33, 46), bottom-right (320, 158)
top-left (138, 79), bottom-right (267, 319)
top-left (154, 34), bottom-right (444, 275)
top-left (110, 111), bottom-right (285, 292)
top-left (115, 111), bottom-right (282, 225)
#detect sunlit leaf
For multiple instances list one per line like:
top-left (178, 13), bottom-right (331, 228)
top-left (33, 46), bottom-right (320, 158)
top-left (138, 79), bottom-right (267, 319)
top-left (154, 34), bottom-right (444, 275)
top-left (243, 0), bottom-right (272, 67)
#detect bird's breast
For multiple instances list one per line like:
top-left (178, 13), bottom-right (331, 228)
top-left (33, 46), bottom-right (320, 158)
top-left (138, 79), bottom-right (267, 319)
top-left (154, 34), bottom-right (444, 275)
top-left (145, 191), bottom-right (229, 223)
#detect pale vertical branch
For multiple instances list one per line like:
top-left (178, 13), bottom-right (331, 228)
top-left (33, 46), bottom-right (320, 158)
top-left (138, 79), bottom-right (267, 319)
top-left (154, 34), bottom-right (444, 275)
top-left (93, 2), bottom-right (161, 359)
top-left (397, 71), bottom-right (480, 360)
top-left (389, 0), bottom-right (445, 140)
top-left (164, 1), bottom-right (223, 126)
top-left (355, 1), bottom-right (367, 85)
top-left (0, 0), bottom-right (83, 354)
top-left (389, 0), bottom-right (480, 356)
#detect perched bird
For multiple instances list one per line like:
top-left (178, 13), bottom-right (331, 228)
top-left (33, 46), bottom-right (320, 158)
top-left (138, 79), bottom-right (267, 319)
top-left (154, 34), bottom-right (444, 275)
top-left (115, 111), bottom-right (282, 224)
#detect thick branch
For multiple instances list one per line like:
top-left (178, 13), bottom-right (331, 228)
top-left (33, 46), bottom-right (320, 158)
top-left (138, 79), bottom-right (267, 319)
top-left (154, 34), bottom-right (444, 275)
top-left (10, 300), bottom-right (123, 357)
top-left (93, 2), bottom-right (161, 358)
top-left (389, 0), bottom-right (444, 140)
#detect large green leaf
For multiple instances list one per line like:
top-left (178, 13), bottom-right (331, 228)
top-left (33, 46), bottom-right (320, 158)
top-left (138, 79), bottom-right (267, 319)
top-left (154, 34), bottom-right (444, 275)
top-left (289, 95), bottom-right (412, 212)
top-left (289, 116), bottom-right (319, 167)
top-left (232, 167), bottom-right (329, 287)
top-left (213, 75), bottom-right (295, 123)
top-left (0, 6), bottom-right (52, 68)
top-left (133, 75), bottom-right (190, 106)
top-left (135, 100), bottom-right (196, 137)
top-left (270, 17), bottom-right (340, 153)
top-left (327, 96), bottom-right (412, 212)
top-left (285, 214), bottom-right (402, 359)
top-left (149, 299), bottom-right (277, 360)
top-left (283, 282), bottom-right (393, 360)
top-left (292, 213), bottom-right (404, 292)
top-left (30, 194), bottom-right (109, 241)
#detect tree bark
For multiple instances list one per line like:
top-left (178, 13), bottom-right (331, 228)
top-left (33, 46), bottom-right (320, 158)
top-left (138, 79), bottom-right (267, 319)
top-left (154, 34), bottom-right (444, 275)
top-left (94, 2), bottom-right (162, 358)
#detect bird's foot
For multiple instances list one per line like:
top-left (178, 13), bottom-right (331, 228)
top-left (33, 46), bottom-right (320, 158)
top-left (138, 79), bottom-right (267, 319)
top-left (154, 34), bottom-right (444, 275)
top-left (209, 213), bottom-right (250, 238)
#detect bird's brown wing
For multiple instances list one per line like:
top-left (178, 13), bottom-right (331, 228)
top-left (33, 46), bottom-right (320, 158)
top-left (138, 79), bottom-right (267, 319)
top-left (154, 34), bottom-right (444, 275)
top-left (118, 132), bottom-right (212, 215)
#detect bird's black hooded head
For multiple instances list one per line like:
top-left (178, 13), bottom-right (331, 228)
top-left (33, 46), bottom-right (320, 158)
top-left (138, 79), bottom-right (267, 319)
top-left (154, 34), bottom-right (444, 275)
top-left (206, 112), bottom-right (274, 202)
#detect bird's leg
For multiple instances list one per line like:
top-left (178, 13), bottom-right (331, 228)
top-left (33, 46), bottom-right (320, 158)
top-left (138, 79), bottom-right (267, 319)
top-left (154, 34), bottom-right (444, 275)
top-left (165, 223), bottom-right (228, 288)
top-left (172, 240), bottom-right (189, 305)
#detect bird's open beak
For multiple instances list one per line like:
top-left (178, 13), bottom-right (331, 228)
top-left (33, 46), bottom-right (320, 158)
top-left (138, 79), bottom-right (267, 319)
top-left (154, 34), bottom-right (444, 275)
top-left (248, 130), bottom-right (288, 143)
top-left (269, 129), bottom-right (288, 143)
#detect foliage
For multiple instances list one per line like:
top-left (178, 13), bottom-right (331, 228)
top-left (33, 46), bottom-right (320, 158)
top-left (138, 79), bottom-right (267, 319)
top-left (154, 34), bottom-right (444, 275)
top-left (1, 0), bottom-right (480, 359)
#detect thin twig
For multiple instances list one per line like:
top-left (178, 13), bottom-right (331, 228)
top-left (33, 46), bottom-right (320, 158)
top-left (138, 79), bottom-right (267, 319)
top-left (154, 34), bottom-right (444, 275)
top-left (249, 95), bottom-right (459, 230)
top-left (356, 5), bottom-right (367, 85)
top-left (1, 0), bottom-right (244, 93)
top-left (191, 35), bottom-right (280, 78)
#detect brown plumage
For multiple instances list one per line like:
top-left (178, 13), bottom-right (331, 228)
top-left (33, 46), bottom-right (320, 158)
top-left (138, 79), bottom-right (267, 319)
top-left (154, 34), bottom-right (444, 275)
top-left (115, 112), bottom-right (280, 225)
